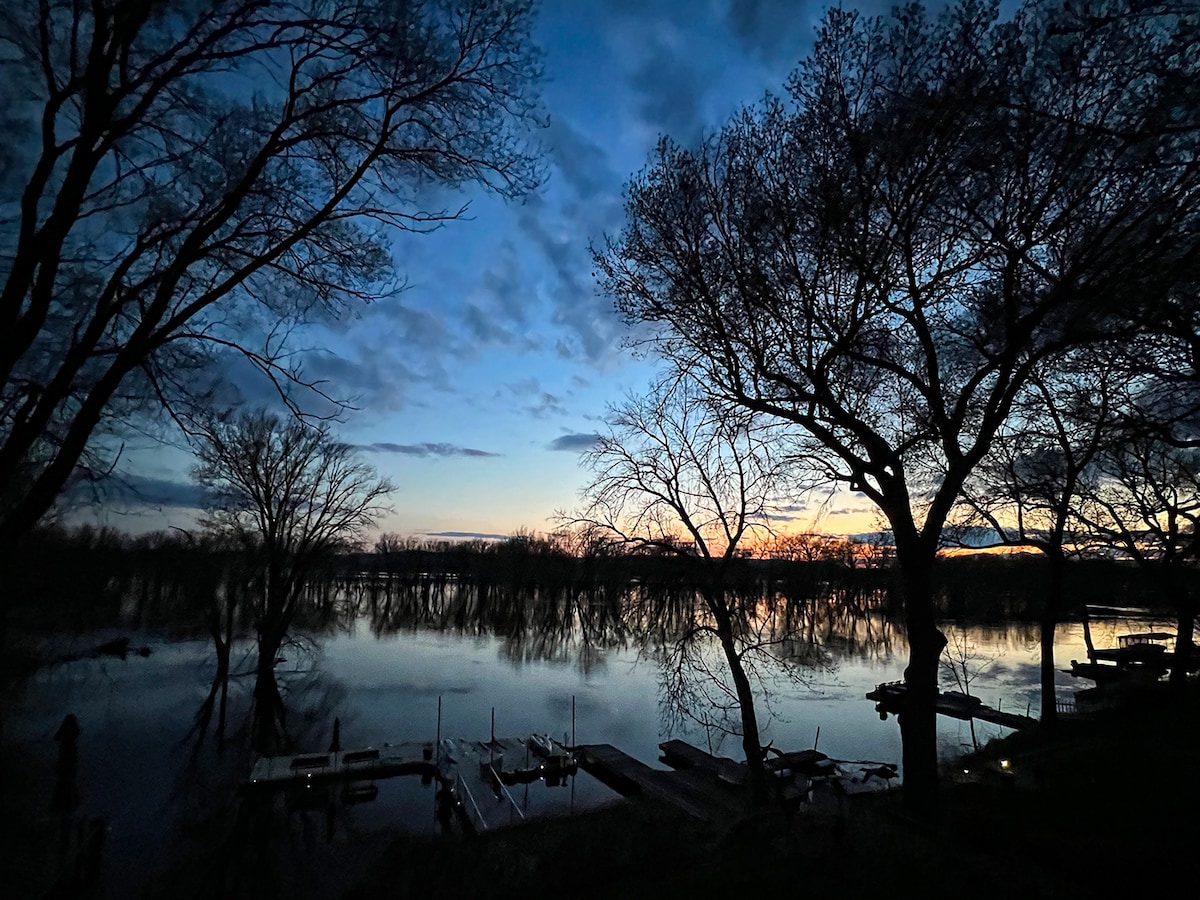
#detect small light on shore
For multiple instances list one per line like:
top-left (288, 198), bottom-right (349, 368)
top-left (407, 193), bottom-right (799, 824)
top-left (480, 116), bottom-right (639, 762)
top-left (1000, 758), bottom-right (1011, 770)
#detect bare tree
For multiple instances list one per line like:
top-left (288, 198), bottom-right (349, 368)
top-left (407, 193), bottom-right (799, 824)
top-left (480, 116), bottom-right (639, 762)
top-left (596, 1), bottom-right (1200, 814)
top-left (0, 0), bottom-right (543, 564)
top-left (563, 375), bottom-right (812, 804)
top-left (956, 359), bottom-right (1117, 724)
top-left (1075, 433), bottom-right (1200, 684)
top-left (192, 408), bottom-right (393, 752)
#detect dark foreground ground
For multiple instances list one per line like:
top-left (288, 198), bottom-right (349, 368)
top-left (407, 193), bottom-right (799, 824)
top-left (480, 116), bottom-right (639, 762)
top-left (349, 682), bottom-right (1200, 900)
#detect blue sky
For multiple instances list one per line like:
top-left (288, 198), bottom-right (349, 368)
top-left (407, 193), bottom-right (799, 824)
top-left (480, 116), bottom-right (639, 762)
top-left (85, 1), bottom-right (912, 541)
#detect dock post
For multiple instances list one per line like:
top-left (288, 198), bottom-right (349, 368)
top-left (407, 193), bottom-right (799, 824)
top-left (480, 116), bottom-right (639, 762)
top-left (435, 695), bottom-right (443, 827)
top-left (570, 695), bottom-right (576, 817)
top-left (814, 726), bottom-right (820, 751)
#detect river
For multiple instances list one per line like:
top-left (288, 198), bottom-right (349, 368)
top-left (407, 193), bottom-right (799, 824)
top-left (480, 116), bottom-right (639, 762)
top-left (1, 610), bottom-right (1161, 898)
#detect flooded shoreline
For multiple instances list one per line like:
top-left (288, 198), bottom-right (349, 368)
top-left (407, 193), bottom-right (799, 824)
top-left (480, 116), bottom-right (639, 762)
top-left (4, 607), bottom-right (1168, 898)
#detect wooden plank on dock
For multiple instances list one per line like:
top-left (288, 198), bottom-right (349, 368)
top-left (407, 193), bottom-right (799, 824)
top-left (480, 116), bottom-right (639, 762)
top-left (575, 744), bottom-right (732, 822)
top-left (658, 740), bottom-right (747, 785)
top-left (574, 744), bottom-right (660, 796)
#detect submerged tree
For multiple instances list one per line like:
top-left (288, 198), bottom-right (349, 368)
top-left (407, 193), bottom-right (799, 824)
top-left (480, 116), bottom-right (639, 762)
top-left (192, 409), bottom-right (393, 752)
top-left (564, 375), bottom-right (811, 804)
top-left (597, 1), bottom-right (1200, 813)
top-left (0, 0), bottom-right (543, 576)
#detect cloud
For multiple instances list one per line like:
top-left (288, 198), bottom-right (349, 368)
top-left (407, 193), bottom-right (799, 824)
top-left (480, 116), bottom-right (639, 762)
top-left (628, 32), bottom-right (706, 144)
top-left (296, 341), bottom-right (448, 415)
top-left (358, 442), bottom-right (501, 458)
top-left (766, 513), bottom-right (802, 523)
top-left (544, 117), bottom-right (620, 200)
top-left (721, 0), bottom-right (821, 64)
top-left (527, 392), bottom-right (568, 419)
top-left (69, 473), bottom-right (208, 510)
top-left (830, 505), bottom-right (875, 517)
top-left (423, 531), bottom-right (511, 541)
top-left (480, 240), bottom-right (531, 327)
top-left (517, 200), bottom-right (628, 365)
top-left (547, 433), bottom-right (602, 452)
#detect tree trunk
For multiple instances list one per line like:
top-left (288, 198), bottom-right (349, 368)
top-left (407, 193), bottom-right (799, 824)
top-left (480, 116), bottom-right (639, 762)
top-left (1082, 607), bottom-right (1096, 662)
top-left (706, 589), bottom-right (768, 806)
top-left (1171, 598), bottom-right (1194, 687)
top-left (1040, 550), bottom-right (1065, 727)
top-left (721, 633), bottom-right (767, 805)
top-left (253, 628), bottom-right (286, 756)
top-left (897, 558), bottom-right (946, 822)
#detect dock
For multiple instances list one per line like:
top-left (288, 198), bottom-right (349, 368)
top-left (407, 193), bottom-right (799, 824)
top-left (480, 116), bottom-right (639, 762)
top-left (576, 741), bottom-right (826, 821)
top-left (658, 739), bottom-right (747, 785)
top-left (866, 682), bottom-right (1036, 730)
top-left (245, 734), bottom-right (575, 791)
top-left (575, 744), bottom-right (746, 822)
top-left (246, 744), bottom-right (436, 788)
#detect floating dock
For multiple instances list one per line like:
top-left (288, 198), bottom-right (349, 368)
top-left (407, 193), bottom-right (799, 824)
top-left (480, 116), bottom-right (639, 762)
top-left (866, 682), bottom-right (1036, 730)
top-left (575, 741), bottom-right (825, 821)
top-left (658, 739), bottom-right (747, 785)
top-left (246, 744), bottom-right (436, 788)
top-left (575, 743), bottom-right (747, 822)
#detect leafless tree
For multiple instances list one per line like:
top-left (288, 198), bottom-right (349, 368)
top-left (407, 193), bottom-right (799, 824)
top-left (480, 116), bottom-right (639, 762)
top-left (563, 375), bottom-right (815, 804)
top-left (1075, 433), bottom-right (1200, 683)
top-left (596, 1), bottom-right (1200, 813)
top-left (192, 408), bottom-right (393, 752)
top-left (955, 358), bottom-right (1119, 723)
top-left (0, 0), bottom-right (543, 566)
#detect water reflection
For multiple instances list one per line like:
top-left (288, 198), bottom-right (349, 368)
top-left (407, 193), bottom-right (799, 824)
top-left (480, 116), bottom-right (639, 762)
top-left (9, 559), bottom-right (1155, 899)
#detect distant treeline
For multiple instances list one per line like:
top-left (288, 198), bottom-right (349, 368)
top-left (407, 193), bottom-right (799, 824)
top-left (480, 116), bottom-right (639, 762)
top-left (8, 525), bottom-right (1191, 634)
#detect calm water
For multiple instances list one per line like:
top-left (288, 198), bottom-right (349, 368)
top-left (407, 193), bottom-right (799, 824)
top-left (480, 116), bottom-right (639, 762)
top-left (2, 615), bottom-right (1163, 898)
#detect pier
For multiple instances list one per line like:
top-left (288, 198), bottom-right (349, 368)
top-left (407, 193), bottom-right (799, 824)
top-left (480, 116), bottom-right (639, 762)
top-left (866, 682), bottom-right (1036, 730)
top-left (657, 739), bottom-right (747, 785)
top-left (576, 741), bottom-right (825, 821)
top-left (246, 744), bottom-right (436, 788)
top-left (575, 744), bottom-right (747, 822)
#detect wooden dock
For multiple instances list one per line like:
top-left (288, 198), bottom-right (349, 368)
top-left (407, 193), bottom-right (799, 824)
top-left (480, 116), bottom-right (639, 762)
top-left (575, 744), bottom-right (745, 822)
top-left (866, 682), bottom-right (1036, 730)
top-left (245, 743), bottom-right (437, 788)
top-left (658, 739), bottom-right (747, 785)
top-left (245, 734), bottom-right (575, 791)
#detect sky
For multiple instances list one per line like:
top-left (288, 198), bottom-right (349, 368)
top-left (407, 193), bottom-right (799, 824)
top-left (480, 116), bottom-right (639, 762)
top-left (82, 0), bottom-right (919, 542)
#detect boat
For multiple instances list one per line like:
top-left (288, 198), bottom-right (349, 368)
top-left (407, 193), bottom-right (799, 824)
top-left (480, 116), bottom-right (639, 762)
top-left (1066, 631), bottom-right (1176, 683)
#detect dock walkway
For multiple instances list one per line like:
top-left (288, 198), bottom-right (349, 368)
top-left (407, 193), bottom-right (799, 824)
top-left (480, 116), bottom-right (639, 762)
top-left (658, 739), bottom-right (747, 785)
top-left (867, 682), bottom-right (1036, 730)
top-left (246, 744), bottom-right (436, 788)
top-left (575, 744), bottom-right (746, 823)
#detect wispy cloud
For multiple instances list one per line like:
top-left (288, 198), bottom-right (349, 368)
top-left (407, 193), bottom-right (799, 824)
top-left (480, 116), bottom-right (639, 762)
top-left (831, 505), bottom-right (875, 517)
top-left (548, 433), bottom-right (602, 452)
top-left (423, 531), bottom-right (511, 541)
top-left (68, 473), bottom-right (208, 510)
top-left (358, 442), bottom-right (501, 458)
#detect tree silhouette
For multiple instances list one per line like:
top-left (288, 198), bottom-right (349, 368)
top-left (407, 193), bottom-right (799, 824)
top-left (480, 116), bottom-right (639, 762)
top-left (1076, 433), bottom-right (1200, 683)
top-left (956, 357), bottom-right (1117, 724)
top-left (564, 375), bottom-right (811, 804)
top-left (596, 1), bottom-right (1200, 814)
top-left (192, 409), bottom-right (392, 752)
top-left (0, 0), bottom-right (543, 565)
